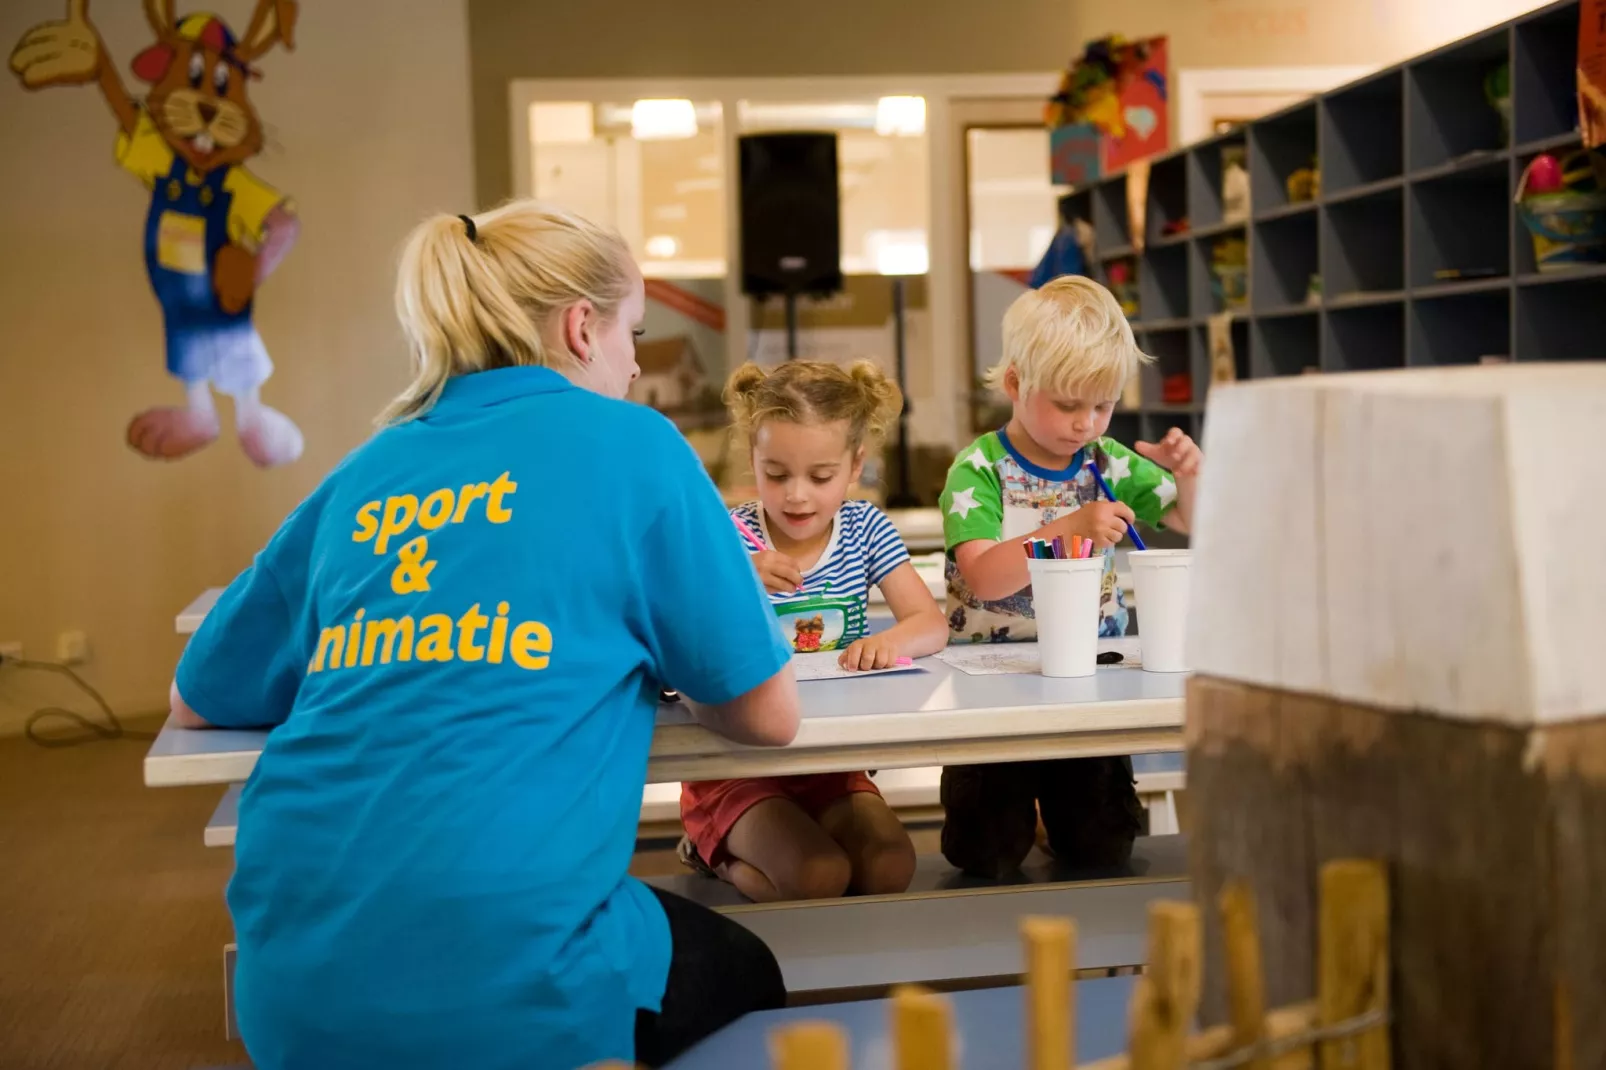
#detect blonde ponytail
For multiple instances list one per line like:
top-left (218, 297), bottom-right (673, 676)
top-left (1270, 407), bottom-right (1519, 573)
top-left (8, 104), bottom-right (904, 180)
top-left (723, 359), bottom-right (903, 450)
top-left (380, 200), bottom-right (635, 426)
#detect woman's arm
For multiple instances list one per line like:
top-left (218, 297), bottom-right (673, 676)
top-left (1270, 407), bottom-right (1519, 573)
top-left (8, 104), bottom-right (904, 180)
top-left (169, 680), bottom-right (213, 729)
top-left (686, 661), bottom-right (799, 747)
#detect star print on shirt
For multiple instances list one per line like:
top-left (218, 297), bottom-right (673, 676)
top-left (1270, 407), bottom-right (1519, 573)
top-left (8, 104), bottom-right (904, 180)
top-left (963, 448), bottom-right (990, 472)
top-left (1103, 452), bottom-right (1132, 485)
top-left (1154, 477), bottom-right (1177, 509)
top-left (948, 486), bottom-right (979, 519)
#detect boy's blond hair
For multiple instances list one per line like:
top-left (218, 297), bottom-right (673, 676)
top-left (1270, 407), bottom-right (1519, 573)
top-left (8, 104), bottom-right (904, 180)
top-left (985, 275), bottom-right (1151, 401)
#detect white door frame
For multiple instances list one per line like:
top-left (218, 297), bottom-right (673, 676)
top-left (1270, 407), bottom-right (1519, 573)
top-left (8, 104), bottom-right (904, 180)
top-left (508, 73), bottom-right (1058, 448)
top-left (1176, 66), bottom-right (1378, 144)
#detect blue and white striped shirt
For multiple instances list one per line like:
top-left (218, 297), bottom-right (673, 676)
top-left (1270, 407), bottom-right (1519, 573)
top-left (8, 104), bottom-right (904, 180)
top-left (732, 499), bottom-right (910, 650)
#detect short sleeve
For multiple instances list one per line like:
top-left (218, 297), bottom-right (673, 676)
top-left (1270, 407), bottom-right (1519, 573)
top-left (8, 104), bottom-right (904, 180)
top-left (1096, 439), bottom-right (1178, 529)
top-left (114, 109), bottom-right (174, 188)
top-left (174, 556), bottom-right (306, 729)
top-left (641, 431), bottom-right (791, 705)
top-left (940, 448), bottom-right (1005, 550)
top-left (860, 504), bottom-right (911, 585)
top-left (223, 167), bottom-right (289, 250)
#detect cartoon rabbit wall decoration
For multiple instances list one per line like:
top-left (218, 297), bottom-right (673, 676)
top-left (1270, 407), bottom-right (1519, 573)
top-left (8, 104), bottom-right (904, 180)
top-left (10, 0), bottom-right (304, 468)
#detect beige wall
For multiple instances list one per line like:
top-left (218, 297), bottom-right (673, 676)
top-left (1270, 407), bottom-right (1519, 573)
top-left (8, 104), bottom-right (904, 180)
top-left (470, 0), bottom-right (1552, 207)
top-left (0, 0), bottom-right (473, 733)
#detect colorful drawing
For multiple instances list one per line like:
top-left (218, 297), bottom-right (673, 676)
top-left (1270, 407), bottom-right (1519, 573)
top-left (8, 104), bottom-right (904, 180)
top-left (1045, 35), bottom-right (1169, 173)
top-left (9, 0), bottom-right (304, 468)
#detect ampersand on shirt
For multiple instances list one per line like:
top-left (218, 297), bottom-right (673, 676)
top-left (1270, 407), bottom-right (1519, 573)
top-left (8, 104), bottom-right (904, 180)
top-left (391, 535), bottom-right (436, 594)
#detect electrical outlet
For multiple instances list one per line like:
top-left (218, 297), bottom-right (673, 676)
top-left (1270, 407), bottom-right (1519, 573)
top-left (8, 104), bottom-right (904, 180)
top-left (0, 641), bottom-right (22, 663)
top-left (56, 630), bottom-right (89, 665)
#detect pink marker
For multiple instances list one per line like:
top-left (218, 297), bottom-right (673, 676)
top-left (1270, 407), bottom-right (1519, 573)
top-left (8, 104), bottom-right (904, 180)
top-left (895, 657), bottom-right (913, 666)
top-left (732, 514), bottom-right (766, 552)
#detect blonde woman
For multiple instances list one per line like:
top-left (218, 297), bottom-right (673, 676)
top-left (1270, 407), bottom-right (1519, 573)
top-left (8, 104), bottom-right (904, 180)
top-left (170, 202), bottom-right (798, 1070)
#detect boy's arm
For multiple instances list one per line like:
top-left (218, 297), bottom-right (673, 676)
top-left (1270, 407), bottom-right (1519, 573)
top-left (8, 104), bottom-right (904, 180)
top-left (951, 500), bottom-right (1134, 601)
top-left (1101, 437), bottom-right (1196, 534)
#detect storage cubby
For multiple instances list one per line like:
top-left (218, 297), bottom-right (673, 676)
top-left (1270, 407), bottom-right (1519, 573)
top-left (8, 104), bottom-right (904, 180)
top-left (1190, 226), bottom-right (1249, 317)
top-left (1322, 187), bottom-right (1405, 301)
top-left (1138, 242), bottom-right (1190, 323)
top-left (1137, 325), bottom-right (1194, 408)
top-left (1058, 187), bottom-right (1094, 230)
top-left (1252, 212), bottom-right (1319, 312)
top-left (1513, 4), bottom-right (1580, 148)
top-left (1186, 134), bottom-right (1248, 230)
top-left (1146, 152), bottom-right (1190, 244)
top-left (1515, 273), bottom-right (1606, 358)
top-left (1141, 411), bottom-right (1197, 446)
top-left (1093, 173), bottom-right (1131, 252)
top-left (1322, 71), bottom-right (1405, 194)
top-left (1250, 102), bottom-right (1318, 215)
top-left (1408, 160), bottom-right (1510, 287)
top-left (1407, 28), bottom-right (1511, 172)
top-left (1325, 302), bottom-right (1407, 371)
top-left (1410, 291), bottom-right (1512, 364)
top-left (1030, 0), bottom-right (1599, 441)
top-left (1251, 311), bottom-right (1320, 376)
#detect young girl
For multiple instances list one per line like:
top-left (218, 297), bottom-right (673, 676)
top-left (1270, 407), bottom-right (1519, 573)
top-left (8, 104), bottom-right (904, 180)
top-left (678, 360), bottom-right (950, 902)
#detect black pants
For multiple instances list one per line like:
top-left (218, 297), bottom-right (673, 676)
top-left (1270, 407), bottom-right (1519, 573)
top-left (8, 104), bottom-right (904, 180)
top-left (634, 886), bottom-right (787, 1067)
top-left (939, 756), bottom-right (1145, 879)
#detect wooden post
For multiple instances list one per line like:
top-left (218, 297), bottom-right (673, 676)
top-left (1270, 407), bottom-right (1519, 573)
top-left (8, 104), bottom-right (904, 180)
top-left (1022, 916), bottom-right (1076, 1070)
top-left (772, 1021), bottom-right (849, 1070)
top-left (1130, 901), bottom-right (1201, 1070)
top-left (892, 985), bottom-right (952, 1070)
top-left (1318, 860), bottom-right (1389, 1070)
top-left (1219, 880), bottom-right (1271, 1070)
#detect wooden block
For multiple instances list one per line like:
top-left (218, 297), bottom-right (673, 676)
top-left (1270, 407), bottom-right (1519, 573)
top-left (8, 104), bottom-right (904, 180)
top-left (1317, 860), bottom-right (1389, 1070)
top-left (1191, 364), bottom-right (1606, 726)
top-left (1022, 916), bottom-right (1075, 1070)
top-left (1219, 881), bottom-right (1268, 1070)
top-left (1543, 718), bottom-right (1606, 1070)
top-left (772, 1021), bottom-right (849, 1070)
top-left (1130, 901), bottom-right (1201, 1070)
top-left (892, 986), bottom-right (951, 1070)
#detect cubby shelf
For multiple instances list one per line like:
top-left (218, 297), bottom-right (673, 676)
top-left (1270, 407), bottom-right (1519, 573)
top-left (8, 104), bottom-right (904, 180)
top-left (1055, 0), bottom-right (1601, 384)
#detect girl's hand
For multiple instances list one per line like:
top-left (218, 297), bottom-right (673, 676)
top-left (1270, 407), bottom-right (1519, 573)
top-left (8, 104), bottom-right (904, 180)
top-left (839, 633), bottom-right (901, 671)
top-left (1135, 427), bottom-right (1203, 478)
top-left (751, 549), bottom-right (803, 595)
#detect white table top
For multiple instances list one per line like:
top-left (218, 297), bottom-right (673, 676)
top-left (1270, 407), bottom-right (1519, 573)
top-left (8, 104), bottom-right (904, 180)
top-left (146, 643), bottom-right (1185, 788)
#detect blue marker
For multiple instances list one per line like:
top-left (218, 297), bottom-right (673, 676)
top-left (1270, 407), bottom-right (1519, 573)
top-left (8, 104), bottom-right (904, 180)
top-left (1085, 460), bottom-right (1148, 551)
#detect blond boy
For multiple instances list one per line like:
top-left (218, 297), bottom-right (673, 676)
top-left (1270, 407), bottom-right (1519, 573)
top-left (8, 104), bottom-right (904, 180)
top-left (935, 276), bottom-right (1203, 876)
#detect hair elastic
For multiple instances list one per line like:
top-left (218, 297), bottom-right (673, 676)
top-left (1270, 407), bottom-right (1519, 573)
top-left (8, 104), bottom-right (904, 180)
top-left (458, 214), bottom-right (478, 242)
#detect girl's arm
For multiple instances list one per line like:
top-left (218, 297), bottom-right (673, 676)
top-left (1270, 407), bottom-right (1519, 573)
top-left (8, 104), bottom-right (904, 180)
top-left (839, 562), bottom-right (948, 670)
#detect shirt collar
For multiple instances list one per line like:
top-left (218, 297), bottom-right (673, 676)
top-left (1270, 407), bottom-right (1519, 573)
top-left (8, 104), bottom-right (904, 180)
top-left (996, 427), bottom-right (1086, 481)
top-left (425, 366), bottom-right (573, 417)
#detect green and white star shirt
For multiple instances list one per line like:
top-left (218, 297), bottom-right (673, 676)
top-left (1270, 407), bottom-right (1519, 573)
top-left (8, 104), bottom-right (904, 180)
top-left (938, 430), bottom-right (1176, 644)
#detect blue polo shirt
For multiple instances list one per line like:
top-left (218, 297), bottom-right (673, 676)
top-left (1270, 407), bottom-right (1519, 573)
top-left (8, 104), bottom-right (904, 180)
top-left (176, 366), bottom-right (791, 1070)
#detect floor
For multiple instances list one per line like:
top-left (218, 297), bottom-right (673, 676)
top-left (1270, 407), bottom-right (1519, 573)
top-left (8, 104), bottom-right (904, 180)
top-left (0, 715), bottom-right (245, 1070)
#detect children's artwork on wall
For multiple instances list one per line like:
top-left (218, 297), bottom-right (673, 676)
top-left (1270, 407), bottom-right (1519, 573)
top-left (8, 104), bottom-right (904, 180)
top-left (9, 0), bottom-right (304, 468)
top-left (1046, 36), bottom-right (1170, 174)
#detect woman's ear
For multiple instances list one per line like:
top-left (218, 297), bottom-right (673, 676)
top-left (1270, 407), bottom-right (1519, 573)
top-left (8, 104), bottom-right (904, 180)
top-left (562, 300), bottom-right (597, 363)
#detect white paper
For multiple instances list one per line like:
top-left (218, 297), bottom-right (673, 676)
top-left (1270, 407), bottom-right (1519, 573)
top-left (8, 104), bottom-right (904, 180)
top-left (935, 637), bottom-right (1143, 676)
top-left (792, 650), bottom-right (927, 682)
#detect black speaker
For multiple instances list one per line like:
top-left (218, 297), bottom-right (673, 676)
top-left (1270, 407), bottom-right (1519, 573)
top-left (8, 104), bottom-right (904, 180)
top-left (738, 132), bottom-right (843, 297)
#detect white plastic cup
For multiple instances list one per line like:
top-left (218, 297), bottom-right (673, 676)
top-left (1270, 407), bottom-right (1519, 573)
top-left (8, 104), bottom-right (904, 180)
top-left (1028, 557), bottom-right (1105, 678)
top-left (1129, 550), bottom-right (1193, 673)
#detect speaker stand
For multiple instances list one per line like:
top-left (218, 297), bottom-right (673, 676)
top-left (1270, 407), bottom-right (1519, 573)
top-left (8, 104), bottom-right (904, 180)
top-left (784, 292), bottom-right (800, 360)
top-left (886, 275), bottom-right (920, 509)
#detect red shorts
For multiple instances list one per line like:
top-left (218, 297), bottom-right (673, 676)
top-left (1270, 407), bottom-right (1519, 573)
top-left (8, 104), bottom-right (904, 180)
top-left (680, 772), bottom-right (881, 868)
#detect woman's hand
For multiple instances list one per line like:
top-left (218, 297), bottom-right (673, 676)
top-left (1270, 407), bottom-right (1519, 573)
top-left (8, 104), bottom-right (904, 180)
top-left (751, 549), bottom-right (803, 595)
top-left (838, 632), bottom-right (903, 671)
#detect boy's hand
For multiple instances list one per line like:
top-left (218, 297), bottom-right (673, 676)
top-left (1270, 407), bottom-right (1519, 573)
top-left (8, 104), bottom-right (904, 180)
top-left (1054, 500), bottom-right (1137, 549)
top-left (1135, 427), bottom-right (1202, 478)
top-left (839, 632), bottom-right (900, 671)
top-left (752, 549), bottom-right (803, 595)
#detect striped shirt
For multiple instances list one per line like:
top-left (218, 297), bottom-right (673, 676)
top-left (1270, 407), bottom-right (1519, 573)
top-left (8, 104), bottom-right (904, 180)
top-left (732, 499), bottom-right (910, 651)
